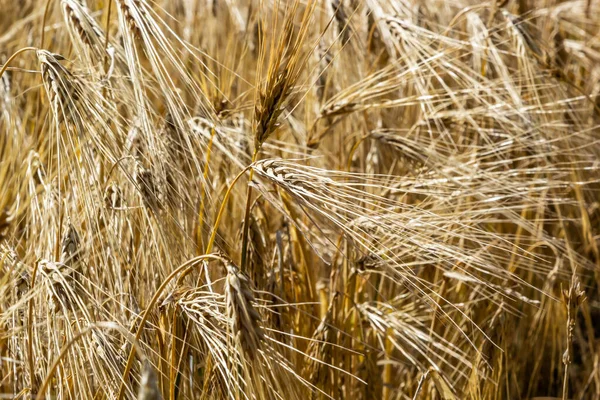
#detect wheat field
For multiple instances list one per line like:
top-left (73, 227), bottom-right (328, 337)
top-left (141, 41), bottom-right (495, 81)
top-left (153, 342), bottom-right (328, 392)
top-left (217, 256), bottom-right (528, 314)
top-left (0, 0), bottom-right (599, 399)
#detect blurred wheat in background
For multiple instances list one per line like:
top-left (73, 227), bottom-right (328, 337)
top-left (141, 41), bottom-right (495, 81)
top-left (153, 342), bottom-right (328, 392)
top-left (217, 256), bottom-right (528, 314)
top-left (1, 0), bottom-right (599, 399)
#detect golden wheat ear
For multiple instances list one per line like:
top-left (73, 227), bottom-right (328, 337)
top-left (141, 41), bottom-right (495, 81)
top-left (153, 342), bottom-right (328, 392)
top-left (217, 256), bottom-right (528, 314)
top-left (225, 262), bottom-right (264, 359)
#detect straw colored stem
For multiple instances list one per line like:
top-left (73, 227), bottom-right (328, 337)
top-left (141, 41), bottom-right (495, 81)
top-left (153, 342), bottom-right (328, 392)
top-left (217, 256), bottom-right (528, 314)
top-left (240, 151), bottom-right (259, 271)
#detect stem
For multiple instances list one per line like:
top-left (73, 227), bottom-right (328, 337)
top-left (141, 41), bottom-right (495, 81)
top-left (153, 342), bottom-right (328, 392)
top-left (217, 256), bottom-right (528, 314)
top-left (0, 47), bottom-right (38, 81)
top-left (27, 261), bottom-right (40, 394)
top-left (345, 134), bottom-right (369, 172)
top-left (102, 0), bottom-right (114, 73)
top-left (239, 150), bottom-right (259, 271)
top-left (101, 0), bottom-right (114, 100)
top-left (36, 322), bottom-right (144, 400)
top-left (197, 127), bottom-right (217, 250)
top-left (169, 307), bottom-right (179, 400)
top-left (37, 0), bottom-right (53, 136)
top-left (382, 327), bottom-right (393, 400)
top-left (562, 365), bottom-right (569, 400)
top-left (40, 0), bottom-right (53, 49)
top-left (205, 165), bottom-right (253, 254)
top-left (117, 254), bottom-right (223, 400)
